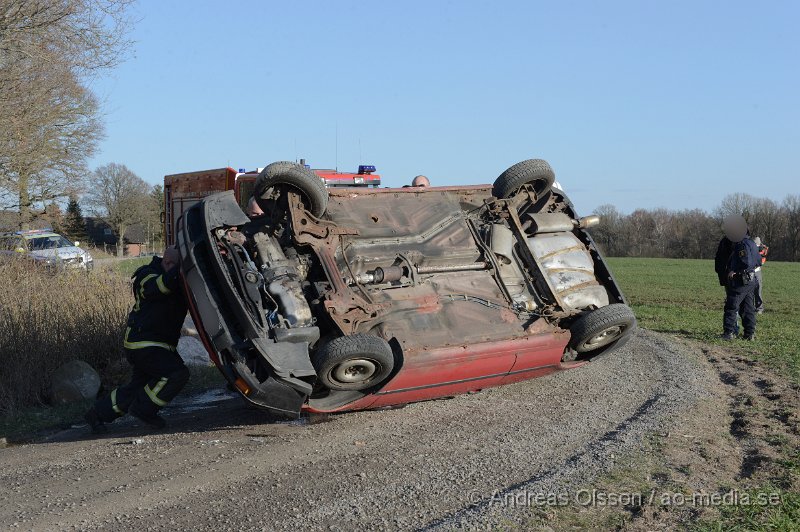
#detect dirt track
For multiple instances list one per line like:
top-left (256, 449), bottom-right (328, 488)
top-left (1, 330), bottom-right (717, 530)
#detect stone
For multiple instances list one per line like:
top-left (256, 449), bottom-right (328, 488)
top-left (50, 360), bottom-right (101, 404)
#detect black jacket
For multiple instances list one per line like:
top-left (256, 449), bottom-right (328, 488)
top-left (728, 238), bottom-right (761, 274)
top-left (714, 237), bottom-right (733, 286)
top-left (125, 256), bottom-right (187, 350)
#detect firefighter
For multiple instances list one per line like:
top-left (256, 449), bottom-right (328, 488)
top-left (719, 215), bottom-right (761, 341)
top-left (85, 247), bottom-right (189, 433)
top-left (752, 236), bottom-right (768, 313)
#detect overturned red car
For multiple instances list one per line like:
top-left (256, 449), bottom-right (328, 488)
top-left (176, 159), bottom-right (636, 417)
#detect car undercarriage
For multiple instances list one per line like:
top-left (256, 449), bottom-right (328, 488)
top-left (177, 159), bottom-right (636, 417)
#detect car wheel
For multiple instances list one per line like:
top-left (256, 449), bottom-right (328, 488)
top-left (254, 161), bottom-right (329, 217)
top-left (492, 159), bottom-right (555, 199)
top-left (312, 334), bottom-right (394, 391)
top-left (569, 303), bottom-right (637, 354)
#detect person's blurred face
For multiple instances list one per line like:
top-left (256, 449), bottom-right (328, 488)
top-left (162, 246), bottom-right (179, 271)
top-left (723, 215), bottom-right (748, 243)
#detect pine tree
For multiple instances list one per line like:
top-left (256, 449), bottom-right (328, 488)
top-left (64, 195), bottom-right (87, 241)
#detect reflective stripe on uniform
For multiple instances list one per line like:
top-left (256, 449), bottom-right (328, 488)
top-left (111, 389), bottom-right (123, 415)
top-left (156, 274), bottom-right (171, 295)
top-left (138, 273), bottom-right (158, 300)
top-left (133, 273), bottom-right (158, 311)
top-left (123, 327), bottom-right (176, 352)
top-left (144, 377), bottom-right (169, 407)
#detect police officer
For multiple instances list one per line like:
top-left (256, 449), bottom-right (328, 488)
top-left (719, 215), bottom-right (761, 341)
top-left (85, 247), bottom-right (189, 432)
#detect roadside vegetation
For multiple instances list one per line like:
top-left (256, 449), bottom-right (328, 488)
top-left (0, 259), bottom-right (130, 415)
top-left (0, 256), bottom-right (221, 440)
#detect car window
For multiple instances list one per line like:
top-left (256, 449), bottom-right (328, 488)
top-left (27, 235), bottom-right (74, 250)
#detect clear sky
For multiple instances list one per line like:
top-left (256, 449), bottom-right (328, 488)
top-left (88, 0), bottom-right (799, 214)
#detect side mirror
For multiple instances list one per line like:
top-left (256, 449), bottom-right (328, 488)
top-left (74, 241), bottom-right (80, 247)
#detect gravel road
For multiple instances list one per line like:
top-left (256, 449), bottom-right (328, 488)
top-left (0, 330), bottom-right (715, 530)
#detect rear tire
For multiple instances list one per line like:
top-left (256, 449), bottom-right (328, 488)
top-left (493, 159), bottom-right (555, 199)
top-left (312, 334), bottom-right (395, 391)
top-left (254, 161), bottom-right (329, 217)
top-left (569, 304), bottom-right (637, 354)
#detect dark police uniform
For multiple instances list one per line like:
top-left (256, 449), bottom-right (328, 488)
top-left (91, 256), bottom-right (189, 428)
top-left (722, 238), bottom-right (761, 338)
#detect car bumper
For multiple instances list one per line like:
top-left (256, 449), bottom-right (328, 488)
top-left (176, 191), bottom-right (317, 418)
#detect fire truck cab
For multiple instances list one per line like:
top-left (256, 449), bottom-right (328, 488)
top-left (163, 161), bottom-right (380, 246)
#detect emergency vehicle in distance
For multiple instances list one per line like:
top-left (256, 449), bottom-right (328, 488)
top-left (163, 160), bottom-right (380, 246)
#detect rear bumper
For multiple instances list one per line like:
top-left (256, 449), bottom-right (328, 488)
top-left (176, 191), bottom-right (316, 417)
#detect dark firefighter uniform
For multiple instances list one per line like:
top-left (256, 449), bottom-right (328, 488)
top-left (89, 256), bottom-right (189, 430)
top-left (721, 238), bottom-right (761, 340)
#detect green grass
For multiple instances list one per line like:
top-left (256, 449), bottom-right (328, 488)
top-left (608, 257), bottom-right (800, 531)
top-left (114, 256), bottom-right (150, 277)
top-left (607, 258), bottom-right (800, 384)
top-left (0, 400), bottom-right (94, 442)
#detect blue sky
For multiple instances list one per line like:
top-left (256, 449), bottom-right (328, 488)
top-left (89, 0), bottom-right (798, 214)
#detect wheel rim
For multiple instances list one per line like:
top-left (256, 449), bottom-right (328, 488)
top-left (584, 325), bottom-right (625, 349)
top-left (331, 358), bottom-right (379, 384)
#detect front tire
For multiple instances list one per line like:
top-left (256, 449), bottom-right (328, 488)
top-left (254, 161), bottom-right (329, 217)
top-left (312, 334), bottom-right (395, 391)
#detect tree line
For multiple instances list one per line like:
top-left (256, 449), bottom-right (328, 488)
top-left (589, 193), bottom-right (800, 262)
top-left (36, 163), bottom-right (164, 257)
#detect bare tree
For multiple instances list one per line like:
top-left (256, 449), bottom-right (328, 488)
top-left (0, 0), bottom-right (134, 228)
top-left (713, 193), bottom-right (758, 221)
top-left (85, 163), bottom-right (150, 257)
top-left (0, 0), bottom-right (134, 77)
top-left (0, 59), bottom-right (102, 227)
top-left (783, 195), bottom-right (800, 261)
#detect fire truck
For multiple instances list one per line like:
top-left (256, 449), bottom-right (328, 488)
top-left (163, 160), bottom-right (380, 246)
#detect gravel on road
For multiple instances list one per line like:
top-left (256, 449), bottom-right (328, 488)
top-left (0, 330), bottom-right (716, 531)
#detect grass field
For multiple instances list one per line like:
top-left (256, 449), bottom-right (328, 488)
top-left (607, 257), bottom-right (800, 384)
top-left (607, 257), bottom-right (800, 531)
top-left (114, 256), bottom-right (151, 276)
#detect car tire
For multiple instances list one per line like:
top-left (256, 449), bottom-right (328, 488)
top-left (569, 303), bottom-right (637, 354)
top-left (254, 161), bottom-right (329, 217)
top-left (312, 334), bottom-right (395, 391)
top-left (492, 159), bottom-right (555, 199)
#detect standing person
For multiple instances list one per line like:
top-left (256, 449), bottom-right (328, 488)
top-left (719, 215), bottom-right (761, 341)
top-left (84, 247), bottom-right (189, 433)
top-left (752, 236), bottom-right (768, 314)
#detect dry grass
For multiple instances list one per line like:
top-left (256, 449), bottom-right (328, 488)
top-left (0, 258), bottom-right (131, 414)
